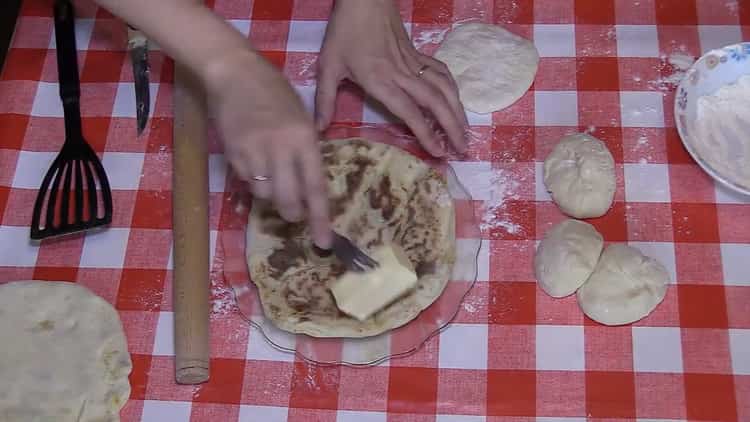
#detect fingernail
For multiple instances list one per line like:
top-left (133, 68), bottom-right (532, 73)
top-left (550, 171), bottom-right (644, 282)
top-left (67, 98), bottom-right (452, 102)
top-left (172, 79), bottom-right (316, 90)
top-left (313, 232), bottom-right (333, 250)
top-left (284, 209), bottom-right (303, 222)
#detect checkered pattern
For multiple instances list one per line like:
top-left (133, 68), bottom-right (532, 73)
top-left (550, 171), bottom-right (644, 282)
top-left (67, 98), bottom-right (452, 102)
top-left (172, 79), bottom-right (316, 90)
top-left (1, 0), bottom-right (749, 421)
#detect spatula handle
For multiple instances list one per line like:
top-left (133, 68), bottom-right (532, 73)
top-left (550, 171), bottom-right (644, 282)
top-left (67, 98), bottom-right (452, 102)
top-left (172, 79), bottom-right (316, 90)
top-left (53, 0), bottom-right (83, 141)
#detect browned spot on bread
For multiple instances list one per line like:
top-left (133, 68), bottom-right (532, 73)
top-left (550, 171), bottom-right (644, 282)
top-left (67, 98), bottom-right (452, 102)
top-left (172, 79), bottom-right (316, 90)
top-left (345, 156), bottom-right (373, 194)
top-left (268, 240), bottom-right (306, 279)
top-left (415, 261), bottom-right (436, 277)
top-left (321, 141), bottom-right (339, 157)
top-left (368, 175), bottom-right (400, 221)
top-left (329, 262), bottom-right (346, 278)
top-left (330, 155), bottom-right (375, 218)
top-left (312, 245), bottom-right (333, 257)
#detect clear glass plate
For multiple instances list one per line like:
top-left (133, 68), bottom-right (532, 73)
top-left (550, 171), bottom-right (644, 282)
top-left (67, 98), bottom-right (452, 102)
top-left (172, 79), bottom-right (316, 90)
top-left (220, 125), bottom-right (481, 366)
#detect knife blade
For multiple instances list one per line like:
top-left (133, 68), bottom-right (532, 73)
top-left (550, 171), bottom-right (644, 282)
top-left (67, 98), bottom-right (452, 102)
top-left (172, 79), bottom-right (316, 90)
top-left (127, 25), bottom-right (150, 136)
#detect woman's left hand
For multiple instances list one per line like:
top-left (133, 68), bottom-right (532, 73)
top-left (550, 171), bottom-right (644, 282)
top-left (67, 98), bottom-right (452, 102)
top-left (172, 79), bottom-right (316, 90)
top-left (315, 0), bottom-right (468, 157)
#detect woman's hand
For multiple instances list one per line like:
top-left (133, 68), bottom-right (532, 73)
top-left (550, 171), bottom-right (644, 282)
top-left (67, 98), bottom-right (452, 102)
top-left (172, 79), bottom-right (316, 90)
top-left (316, 0), bottom-right (468, 156)
top-left (91, 0), bottom-right (332, 247)
top-left (204, 51), bottom-right (332, 248)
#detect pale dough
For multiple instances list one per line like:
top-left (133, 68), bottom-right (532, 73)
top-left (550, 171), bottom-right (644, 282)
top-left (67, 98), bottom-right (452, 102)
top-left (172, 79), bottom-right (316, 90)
top-left (534, 219), bottom-right (604, 298)
top-left (544, 133), bottom-right (616, 218)
top-left (434, 23), bottom-right (539, 114)
top-left (0, 281), bottom-right (132, 422)
top-left (577, 244), bottom-right (669, 326)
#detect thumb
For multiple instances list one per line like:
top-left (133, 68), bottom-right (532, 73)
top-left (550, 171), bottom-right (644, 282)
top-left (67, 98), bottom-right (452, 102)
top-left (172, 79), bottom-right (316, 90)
top-left (314, 64), bottom-right (343, 131)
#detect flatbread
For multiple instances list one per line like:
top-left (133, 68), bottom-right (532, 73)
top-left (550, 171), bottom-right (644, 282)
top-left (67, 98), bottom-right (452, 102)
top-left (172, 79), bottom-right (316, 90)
top-left (0, 281), bottom-right (132, 422)
top-left (246, 138), bottom-right (456, 338)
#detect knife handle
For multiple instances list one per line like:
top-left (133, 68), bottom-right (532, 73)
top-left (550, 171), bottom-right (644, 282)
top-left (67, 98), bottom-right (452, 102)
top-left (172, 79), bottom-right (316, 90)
top-left (127, 25), bottom-right (148, 49)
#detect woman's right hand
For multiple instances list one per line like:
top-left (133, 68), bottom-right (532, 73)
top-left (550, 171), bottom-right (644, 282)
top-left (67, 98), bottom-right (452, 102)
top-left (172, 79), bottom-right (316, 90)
top-left (203, 50), bottom-right (333, 249)
top-left (87, 0), bottom-right (332, 247)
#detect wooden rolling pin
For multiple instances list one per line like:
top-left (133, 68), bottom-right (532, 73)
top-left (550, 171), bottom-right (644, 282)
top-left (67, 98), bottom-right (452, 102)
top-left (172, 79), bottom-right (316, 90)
top-left (172, 61), bottom-right (210, 384)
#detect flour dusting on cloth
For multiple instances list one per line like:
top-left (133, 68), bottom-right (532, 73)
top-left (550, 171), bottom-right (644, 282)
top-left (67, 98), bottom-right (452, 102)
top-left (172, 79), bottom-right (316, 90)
top-left (210, 275), bottom-right (235, 318)
top-left (649, 52), bottom-right (695, 91)
top-left (413, 28), bottom-right (449, 50)
top-left (479, 168), bottom-right (522, 235)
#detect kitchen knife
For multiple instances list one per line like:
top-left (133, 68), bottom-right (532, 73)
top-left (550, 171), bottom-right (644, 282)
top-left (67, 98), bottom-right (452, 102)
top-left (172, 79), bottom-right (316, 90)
top-left (127, 25), bottom-right (150, 136)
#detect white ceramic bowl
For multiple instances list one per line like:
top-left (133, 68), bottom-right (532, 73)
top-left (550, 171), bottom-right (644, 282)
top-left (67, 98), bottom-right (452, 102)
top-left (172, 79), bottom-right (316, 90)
top-left (674, 42), bottom-right (750, 197)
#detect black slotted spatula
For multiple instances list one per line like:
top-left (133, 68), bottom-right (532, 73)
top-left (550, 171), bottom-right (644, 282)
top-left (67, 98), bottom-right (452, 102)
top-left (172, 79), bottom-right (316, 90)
top-left (30, 0), bottom-right (112, 240)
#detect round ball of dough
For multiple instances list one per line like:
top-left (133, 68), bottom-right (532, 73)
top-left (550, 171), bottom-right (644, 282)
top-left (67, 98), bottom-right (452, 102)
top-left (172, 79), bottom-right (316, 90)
top-left (577, 244), bottom-right (669, 326)
top-left (434, 23), bottom-right (539, 114)
top-left (534, 219), bottom-right (604, 298)
top-left (543, 133), bottom-right (615, 218)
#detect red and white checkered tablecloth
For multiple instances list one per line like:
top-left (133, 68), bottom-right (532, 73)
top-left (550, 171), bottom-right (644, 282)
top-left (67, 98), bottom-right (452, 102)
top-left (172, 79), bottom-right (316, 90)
top-left (1, 0), bottom-right (750, 420)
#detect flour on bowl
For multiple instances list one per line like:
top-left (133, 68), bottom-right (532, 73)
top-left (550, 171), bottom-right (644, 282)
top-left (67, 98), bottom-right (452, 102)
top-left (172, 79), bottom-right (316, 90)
top-left (692, 74), bottom-right (750, 190)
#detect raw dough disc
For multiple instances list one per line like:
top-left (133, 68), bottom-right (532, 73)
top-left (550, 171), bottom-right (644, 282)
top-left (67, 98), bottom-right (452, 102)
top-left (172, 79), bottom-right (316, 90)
top-left (534, 219), bottom-right (604, 298)
top-left (434, 23), bottom-right (539, 114)
top-left (577, 244), bottom-right (670, 326)
top-left (247, 138), bottom-right (456, 338)
top-left (0, 280), bottom-right (132, 422)
top-left (544, 133), bottom-right (616, 218)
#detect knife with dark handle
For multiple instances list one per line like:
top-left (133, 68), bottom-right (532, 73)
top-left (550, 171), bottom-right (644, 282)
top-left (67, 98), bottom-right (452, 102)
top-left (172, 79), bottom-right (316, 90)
top-left (127, 25), bottom-right (150, 135)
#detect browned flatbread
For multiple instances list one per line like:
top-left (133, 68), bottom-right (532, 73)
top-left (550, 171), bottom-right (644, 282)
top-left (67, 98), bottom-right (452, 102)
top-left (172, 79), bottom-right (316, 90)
top-left (246, 138), bottom-right (456, 338)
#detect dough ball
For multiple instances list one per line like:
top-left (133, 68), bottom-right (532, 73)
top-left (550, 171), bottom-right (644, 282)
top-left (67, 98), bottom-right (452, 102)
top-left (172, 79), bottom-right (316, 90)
top-left (577, 244), bottom-right (669, 326)
top-left (534, 219), bottom-right (604, 298)
top-left (434, 23), bottom-right (539, 114)
top-left (544, 133), bottom-right (616, 218)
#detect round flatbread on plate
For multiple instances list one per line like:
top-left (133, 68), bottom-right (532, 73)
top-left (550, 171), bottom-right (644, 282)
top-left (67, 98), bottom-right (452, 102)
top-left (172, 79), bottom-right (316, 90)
top-left (246, 138), bottom-right (456, 338)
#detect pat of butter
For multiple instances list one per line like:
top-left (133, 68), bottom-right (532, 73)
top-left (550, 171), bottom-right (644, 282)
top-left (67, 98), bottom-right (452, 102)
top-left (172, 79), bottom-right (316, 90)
top-left (330, 243), bottom-right (417, 321)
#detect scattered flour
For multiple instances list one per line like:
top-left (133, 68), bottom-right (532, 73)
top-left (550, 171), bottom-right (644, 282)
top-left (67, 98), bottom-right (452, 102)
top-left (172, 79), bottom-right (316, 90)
top-left (210, 275), bottom-right (235, 318)
top-left (633, 134), bottom-right (652, 163)
top-left (465, 128), bottom-right (485, 146)
top-left (649, 52), bottom-right (695, 91)
top-left (412, 28), bottom-right (449, 49)
top-left (303, 364), bottom-right (318, 389)
top-left (296, 55), bottom-right (317, 86)
top-left (668, 52), bottom-right (695, 70)
top-left (479, 168), bottom-right (522, 235)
